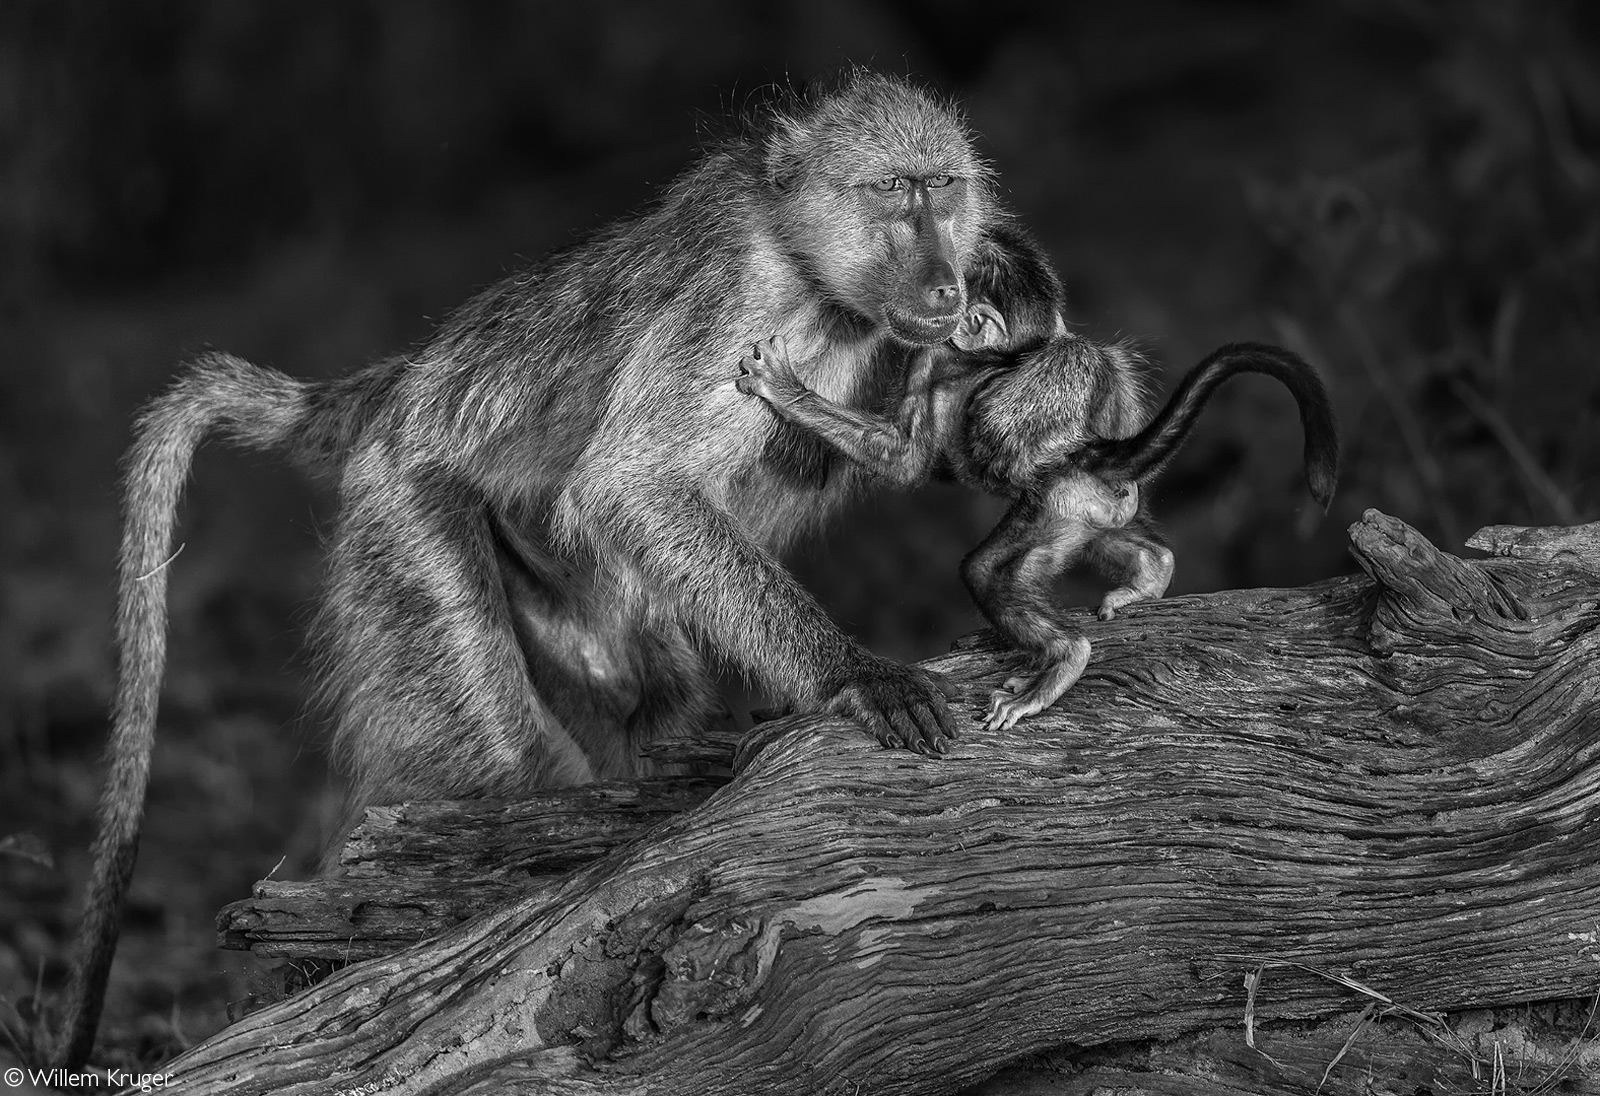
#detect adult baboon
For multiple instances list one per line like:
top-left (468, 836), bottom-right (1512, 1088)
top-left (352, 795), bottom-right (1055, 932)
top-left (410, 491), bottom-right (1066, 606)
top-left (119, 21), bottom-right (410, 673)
top-left (57, 70), bottom-right (1005, 1068)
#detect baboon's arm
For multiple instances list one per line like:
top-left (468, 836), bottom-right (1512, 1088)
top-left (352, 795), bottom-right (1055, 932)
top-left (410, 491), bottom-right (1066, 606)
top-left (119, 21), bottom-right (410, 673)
top-left (760, 388), bottom-right (928, 484)
top-left (564, 477), bottom-right (956, 752)
top-left (736, 336), bottom-right (937, 485)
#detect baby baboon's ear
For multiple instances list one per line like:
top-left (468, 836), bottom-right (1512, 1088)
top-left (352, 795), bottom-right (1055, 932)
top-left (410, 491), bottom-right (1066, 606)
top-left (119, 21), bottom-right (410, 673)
top-left (952, 301), bottom-right (1008, 351)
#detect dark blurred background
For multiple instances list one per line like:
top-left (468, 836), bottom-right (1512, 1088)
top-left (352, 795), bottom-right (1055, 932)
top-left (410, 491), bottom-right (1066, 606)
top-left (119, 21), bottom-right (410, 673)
top-left (2, 0), bottom-right (1596, 1069)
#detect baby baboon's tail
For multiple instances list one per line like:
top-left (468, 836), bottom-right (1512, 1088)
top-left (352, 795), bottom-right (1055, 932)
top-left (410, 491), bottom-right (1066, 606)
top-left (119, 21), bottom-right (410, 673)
top-left (1077, 341), bottom-right (1340, 509)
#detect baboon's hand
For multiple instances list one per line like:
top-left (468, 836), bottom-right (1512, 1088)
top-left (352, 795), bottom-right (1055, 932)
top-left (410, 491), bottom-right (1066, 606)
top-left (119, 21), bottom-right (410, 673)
top-left (825, 656), bottom-right (957, 755)
top-left (736, 336), bottom-right (807, 406)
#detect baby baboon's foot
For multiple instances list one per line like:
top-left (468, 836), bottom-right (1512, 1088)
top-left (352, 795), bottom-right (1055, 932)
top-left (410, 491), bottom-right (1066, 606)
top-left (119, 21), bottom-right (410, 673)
top-left (982, 637), bottom-right (1091, 730)
top-left (1097, 592), bottom-right (1131, 621)
top-left (984, 682), bottom-right (1048, 732)
top-left (1097, 544), bottom-right (1175, 620)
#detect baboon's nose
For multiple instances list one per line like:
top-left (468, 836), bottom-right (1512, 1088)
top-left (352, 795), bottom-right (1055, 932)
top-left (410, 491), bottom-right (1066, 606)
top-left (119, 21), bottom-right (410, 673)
top-left (921, 260), bottom-right (961, 312)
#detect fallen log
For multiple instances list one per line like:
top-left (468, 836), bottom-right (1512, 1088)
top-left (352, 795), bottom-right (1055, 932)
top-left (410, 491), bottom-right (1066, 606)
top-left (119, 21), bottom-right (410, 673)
top-left (219, 778), bottom-right (724, 960)
top-left (170, 510), bottom-right (1600, 1094)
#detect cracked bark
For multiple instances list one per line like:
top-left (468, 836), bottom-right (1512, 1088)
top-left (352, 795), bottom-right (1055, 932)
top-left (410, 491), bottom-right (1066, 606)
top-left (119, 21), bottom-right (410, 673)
top-left (219, 779), bottom-right (725, 961)
top-left (171, 511), bottom-right (1600, 1095)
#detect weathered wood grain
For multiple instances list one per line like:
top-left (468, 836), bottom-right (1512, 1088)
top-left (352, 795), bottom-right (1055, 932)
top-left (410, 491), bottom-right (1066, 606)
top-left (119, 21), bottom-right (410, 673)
top-left (171, 511), bottom-right (1600, 1095)
top-left (979, 998), bottom-right (1600, 1095)
top-left (217, 779), bottom-right (723, 958)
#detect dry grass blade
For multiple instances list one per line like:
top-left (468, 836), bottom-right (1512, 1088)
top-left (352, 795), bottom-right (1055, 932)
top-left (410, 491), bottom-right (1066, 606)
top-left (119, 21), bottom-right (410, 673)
top-left (1217, 956), bottom-right (1600, 1095)
top-left (1522, 993), bottom-right (1600, 1096)
top-left (1318, 1000), bottom-right (1376, 1094)
top-left (1215, 954), bottom-right (1437, 1020)
top-left (1217, 954), bottom-right (1468, 1085)
top-left (1241, 963), bottom-right (1288, 1068)
top-left (1243, 964), bottom-right (1260, 1048)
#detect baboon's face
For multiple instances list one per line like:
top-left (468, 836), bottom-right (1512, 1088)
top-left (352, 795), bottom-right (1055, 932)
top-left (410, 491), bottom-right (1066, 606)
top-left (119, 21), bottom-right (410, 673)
top-left (783, 165), bottom-right (988, 347)
top-left (765, 78), bottom-right (993, 347)
top-left (863, 172), bottom-right (972, 345)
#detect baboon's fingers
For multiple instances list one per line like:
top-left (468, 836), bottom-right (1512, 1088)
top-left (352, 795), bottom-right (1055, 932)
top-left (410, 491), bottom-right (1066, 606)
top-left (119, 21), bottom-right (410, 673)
top-left (924, 693), bottom-right (958, 748)
top-left (825, 657), bottom-right (954, 756)
top-left (822, 682), bottom-right (896, 748)
top-left (903, 671), bottom-right (957, 753)
top-left (870, 712), bottom-right (905, 750)
top-left (907, 670), bottom-right (958, 749)
top-left (888, 706), bottom-right (926, 754)
top-left (899, 702), bottom-right (942, 755)
top-left (736, 346), bottom-right (807, 404)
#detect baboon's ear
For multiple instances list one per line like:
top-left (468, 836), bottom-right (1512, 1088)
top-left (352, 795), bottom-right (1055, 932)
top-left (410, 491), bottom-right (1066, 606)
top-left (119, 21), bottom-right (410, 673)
top-left (952, 302), bottom-right (1008, 351)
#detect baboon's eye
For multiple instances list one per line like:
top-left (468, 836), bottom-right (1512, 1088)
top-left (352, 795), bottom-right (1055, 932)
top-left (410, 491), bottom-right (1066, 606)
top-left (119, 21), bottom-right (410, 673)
top-left (1114, 484), bottom-right (1132, 500)
top-left (870, 175), bottom-right (904, 193)
top-left (926, 174), bottom-right (954, 188)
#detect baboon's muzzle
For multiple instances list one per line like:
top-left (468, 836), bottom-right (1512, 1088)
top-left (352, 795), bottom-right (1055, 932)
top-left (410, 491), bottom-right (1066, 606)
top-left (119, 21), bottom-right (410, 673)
top-left (887, 258), bottom-right (966, 345)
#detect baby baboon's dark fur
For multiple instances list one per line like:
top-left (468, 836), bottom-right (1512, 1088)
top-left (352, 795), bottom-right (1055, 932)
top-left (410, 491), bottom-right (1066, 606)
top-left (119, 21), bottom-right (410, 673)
top-left (57, 70), bottom-right (1005, 1068)
top-left (738, 229), bottom-right (1339, 730)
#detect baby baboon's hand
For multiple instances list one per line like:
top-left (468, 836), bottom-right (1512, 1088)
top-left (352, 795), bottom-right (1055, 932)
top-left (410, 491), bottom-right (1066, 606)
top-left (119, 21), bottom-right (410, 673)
top-left (825, 655), bottom-right (958, 755)
top-left (736, 336), bottom-right (807, 405)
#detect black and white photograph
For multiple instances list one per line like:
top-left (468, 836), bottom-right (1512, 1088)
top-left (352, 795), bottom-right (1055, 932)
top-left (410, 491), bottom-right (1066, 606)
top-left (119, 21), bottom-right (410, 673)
top-left (2, 2), bottom-right (1598, 1092)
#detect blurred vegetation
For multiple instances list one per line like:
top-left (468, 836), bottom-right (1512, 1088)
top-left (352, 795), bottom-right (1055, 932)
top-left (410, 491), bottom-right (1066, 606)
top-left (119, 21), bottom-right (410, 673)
top-left (0, 0), bottom-right (1595, 1073)
top-left (1250, 0), bottom-right (1600, 549)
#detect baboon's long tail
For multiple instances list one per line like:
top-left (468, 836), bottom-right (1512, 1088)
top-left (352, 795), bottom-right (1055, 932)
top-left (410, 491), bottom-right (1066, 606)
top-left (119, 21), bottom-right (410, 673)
top-left (54, 353), bottom-right (314, 1069)
top-left (1077, 341), bottom-right (1340, 509)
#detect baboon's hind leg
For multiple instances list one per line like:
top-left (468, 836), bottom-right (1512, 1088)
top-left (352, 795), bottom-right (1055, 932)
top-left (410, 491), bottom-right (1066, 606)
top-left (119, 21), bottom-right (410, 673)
top-left (1084, 511), bottom-right (1175, 621)
top-left (962, 495), bottom-right (1097, 730)
top-left (497, 514), bottom-right (729, 779)
top-left (964, 473), bottom-right (1144, 729)
top-left (323, 448), bottom-right (594, 809)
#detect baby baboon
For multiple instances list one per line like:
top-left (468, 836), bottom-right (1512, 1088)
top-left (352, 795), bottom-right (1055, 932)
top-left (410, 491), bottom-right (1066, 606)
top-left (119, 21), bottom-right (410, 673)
top-left (962, 338), bottom-right (1337, 729)
top-left (737, 251), bottom-right (1339, 731)
top-left (58, 70), bottom-right (1008, 1068)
